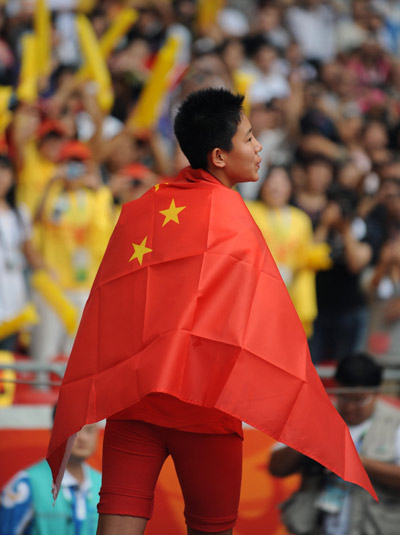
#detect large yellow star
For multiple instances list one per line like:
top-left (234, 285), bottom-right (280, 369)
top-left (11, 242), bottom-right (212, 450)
top-left (129, 236), bottom-right (152, 265)
top-left (159, 198), bottom-right (186, 227)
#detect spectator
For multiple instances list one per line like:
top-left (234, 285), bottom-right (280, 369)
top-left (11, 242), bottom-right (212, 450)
top-left (244, 34), bottom-right (291, 107)
top-left (0, 154), bottom-right (44, 352)
top-left (0, 421), bottom-right (101, 535)
top-left (309, 163), bottom-right (384, 362)
top-left (285, 0), bottom-right (337, 66)
top-left (247, 165), bottom-right (331, 337)
top-left (108, 161), bottom-right (159, 217)
top-left (269, 353), bottom-right (400, 535)
top-left (12, 111), bottom-right (68, 217)
top-left (30, 141), bottom-right (113, 372)
top-left (254, 2), bottom-right (291, 53)
top-left (363, 178), bottom-right (400, 362)
top-left (292, 155), bottom-right (335, 229)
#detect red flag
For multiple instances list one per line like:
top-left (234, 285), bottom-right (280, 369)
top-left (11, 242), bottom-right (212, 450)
top-left (47, 167), bottom-right (377, 501)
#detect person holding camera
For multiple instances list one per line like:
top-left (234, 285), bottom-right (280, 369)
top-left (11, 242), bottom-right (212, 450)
top-left (309, 173), bottom-right (379, 363)
top-left (269, 353), bottom-right (400, 535)
top-left (30, 141), bottom-right (114, 371)
top-left (362, 177), bottom-right (400, 362)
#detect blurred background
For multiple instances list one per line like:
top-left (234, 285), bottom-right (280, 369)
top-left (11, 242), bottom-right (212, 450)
top-left (1, 1), bottom-right (400, 534)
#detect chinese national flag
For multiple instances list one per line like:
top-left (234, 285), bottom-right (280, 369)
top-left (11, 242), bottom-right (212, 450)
top-left (47, 167), bottom-right (376, 500)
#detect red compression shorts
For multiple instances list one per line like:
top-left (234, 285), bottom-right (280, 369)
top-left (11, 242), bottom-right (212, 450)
top-left (98, 419), bottom-right (243, 533)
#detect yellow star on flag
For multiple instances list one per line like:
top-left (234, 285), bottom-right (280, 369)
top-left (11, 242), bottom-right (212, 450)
top-left (155, 182), bottom-right (169, 192)
top-left (129, 236), bottom-right (152, 265)
top-left (159, 198), bottom-right (186, 227)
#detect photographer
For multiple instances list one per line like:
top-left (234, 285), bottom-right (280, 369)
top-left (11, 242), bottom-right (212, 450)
top-left (310, 177), bottom-right (378, 363)
top-left (363, 178), bottom-right (400, 361)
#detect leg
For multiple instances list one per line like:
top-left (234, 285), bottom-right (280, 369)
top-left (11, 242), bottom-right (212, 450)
top-left (30, 291), bottom-right (64, 388)
top-left (97, 420), bottom-right (168, 535)
top-left (97, 514), bottom-right (147, 535)
top-left (62, 290), bottom-right (89, 355)
top-left (169, 430), bottom-right (242, 534)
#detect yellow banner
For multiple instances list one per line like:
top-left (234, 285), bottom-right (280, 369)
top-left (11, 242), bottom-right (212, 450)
top-left (129, 35), bottom-right (181, 130)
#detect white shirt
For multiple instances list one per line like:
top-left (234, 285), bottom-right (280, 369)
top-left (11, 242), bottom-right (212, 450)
top-left (323, 420), bottom-right (400, 535)
top-left (0, 206), bottom-right (31, 323)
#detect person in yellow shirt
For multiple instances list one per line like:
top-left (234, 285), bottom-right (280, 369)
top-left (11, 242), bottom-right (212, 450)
top-left (247, 165), bottom-right (331, 337)
top-left (11, 103), bottom-right (67, 217)
top-left (30, 141), bottom-right (114, 375)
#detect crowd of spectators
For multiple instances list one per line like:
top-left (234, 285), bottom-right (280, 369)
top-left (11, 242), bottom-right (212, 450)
top-left (1, 0), bottom-right (400, 377)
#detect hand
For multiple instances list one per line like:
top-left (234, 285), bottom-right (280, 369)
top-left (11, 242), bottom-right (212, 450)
top-left (320, 202), bottom-right (342, 229)
top-left (81, 171), bottom-right (101, 190)
top-left (383, 297), bottom-right (400, 324)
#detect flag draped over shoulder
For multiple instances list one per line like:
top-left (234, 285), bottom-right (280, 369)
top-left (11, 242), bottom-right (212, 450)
top-left (47, 167), bottom-right (376, 500)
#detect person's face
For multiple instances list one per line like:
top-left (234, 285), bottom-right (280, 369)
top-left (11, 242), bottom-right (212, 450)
top-left (222, 40), bottom-right (245, 72)
top-left (70, 424), bottom-right (99, 461)
top-left (261, 168), bottom-right (292, 208)
top-left (109, 134), bottom-right (138, 170)
top-left (337, 163), bottom-right (362, 190)
top-left (0, 166), bottom-right (13, 198)
top-left (338, 116), bottom-right (363, 144)
top-left (259, 6), bottom-right (280, 31)
top-left (250, 104), bottom-right (277, 135)
top-left (306, 162), bottom-right (333, 194)
top-left (39, 136), bottom-right (64, 163)
top-left (336, 390), bottom-right (377, 426)
top-left (382, 180), bottom-right (400, 222)
top-left (254, 45), bottom-right (276, 75)
top-left (363, 122), bottom-right (388, 152)
top-left (220, 113), bottom-right (262, 187)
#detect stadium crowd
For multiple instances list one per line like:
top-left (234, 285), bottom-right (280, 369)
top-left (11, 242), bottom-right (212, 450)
top-left (1, 2), bottom-right (400, 535)
top-left (1, 0), bottom-right (400, 373)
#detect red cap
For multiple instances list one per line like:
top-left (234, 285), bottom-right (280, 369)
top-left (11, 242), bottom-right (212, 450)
top-left (37, 119), bottom-right (66, 138)
top-left (120, 163), bottom-right (153, 180)
top-left (59, 141), bottom-right (92, 162)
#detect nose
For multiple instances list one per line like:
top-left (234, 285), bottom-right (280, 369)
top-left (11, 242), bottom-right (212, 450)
top-left (254, 137), bottom-right (262, 153)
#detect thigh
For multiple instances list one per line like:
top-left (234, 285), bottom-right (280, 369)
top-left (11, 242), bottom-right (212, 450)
top-left (168, 431), bottom-right (242, 532)
top-left (98, 420), bottom-right (169, 519)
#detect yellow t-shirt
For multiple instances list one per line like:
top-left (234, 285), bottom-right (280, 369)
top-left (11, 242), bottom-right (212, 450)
top-left (247, 201), bottom-right (319, 337)
top-left (35, 184), bottom-right (114, 290)
top-left (16, 142), bottom-right (57, 216)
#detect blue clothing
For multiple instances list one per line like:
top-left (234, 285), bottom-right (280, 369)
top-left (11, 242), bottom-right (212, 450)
top-left (0, 460), bottom-right (101, 535)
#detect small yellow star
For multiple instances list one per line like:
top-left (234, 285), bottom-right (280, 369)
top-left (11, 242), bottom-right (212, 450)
top-left (159, 198), bottom-right (186, 227)
top-left (129, 236), bottom-right (152, 265)
top-left (155, 182), bottom-right (169, 192)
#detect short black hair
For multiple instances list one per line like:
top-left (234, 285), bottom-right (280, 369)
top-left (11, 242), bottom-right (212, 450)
top-left (174, 88), bottom-right (244, 169)
top-left (335, 353), bottom-right (383, 388)
top-left (304, 153), bottom-right (335, 170)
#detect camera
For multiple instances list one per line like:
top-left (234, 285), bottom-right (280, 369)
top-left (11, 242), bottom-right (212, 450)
top-left (327, 183), bottom-right (358, 218)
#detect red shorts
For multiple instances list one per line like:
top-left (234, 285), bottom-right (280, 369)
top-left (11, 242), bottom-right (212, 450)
top-left (98, 419), bottom-right (243, 533)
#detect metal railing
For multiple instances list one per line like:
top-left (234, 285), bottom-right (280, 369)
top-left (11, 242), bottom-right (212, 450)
top-left (1, 361), bottom-right (400, 390)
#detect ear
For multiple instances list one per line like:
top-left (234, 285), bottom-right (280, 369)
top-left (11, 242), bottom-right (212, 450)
top-left (209, 147), bottom-right (226, 169)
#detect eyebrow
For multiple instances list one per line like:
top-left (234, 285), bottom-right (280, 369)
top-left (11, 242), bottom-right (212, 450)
top-left (245, 128), bottom-right (252, 138)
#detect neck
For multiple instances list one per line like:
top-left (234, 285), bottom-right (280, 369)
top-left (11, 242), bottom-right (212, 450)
top-left (205, 166), bottom-right (231, 188)
top-left (66, 457), bottom-right (84, 484)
